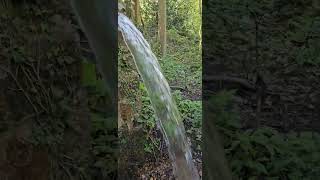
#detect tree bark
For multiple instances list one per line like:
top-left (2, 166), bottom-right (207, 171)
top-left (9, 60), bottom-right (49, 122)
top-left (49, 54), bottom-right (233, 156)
top-left (158, 0), bottom-right (167, 56)
top-left (133, 0), bottom-right (142, 25)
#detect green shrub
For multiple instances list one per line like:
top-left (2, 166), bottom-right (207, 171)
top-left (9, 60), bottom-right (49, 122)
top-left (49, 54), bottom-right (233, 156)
top-left (210, 90), bottom-right (320, 179)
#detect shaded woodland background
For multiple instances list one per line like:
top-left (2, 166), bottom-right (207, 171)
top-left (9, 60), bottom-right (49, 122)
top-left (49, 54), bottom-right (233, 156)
top-left (203, 0), bottom-right (320, 179)
top-left (0, 0), bottom-right (116, 179)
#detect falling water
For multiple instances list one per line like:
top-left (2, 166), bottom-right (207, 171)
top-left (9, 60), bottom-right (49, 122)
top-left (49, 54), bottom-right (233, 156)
top-left (118, 13), bottom-right (200, 180)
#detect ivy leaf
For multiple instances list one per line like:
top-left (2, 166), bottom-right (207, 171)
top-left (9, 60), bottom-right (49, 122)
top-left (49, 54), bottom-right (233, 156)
top-left (95, 79), bottom-right (108, 96)
top-left (245, 161), bottom-right (268, 174)
top-left (226, 140), bottom-right (240, 153)
top-left (81, 60), bottom-right (97, 87)
top-left (272, 158), bottom-right (292, 171)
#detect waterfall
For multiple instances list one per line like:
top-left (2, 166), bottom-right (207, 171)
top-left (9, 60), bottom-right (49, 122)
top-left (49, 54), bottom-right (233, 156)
top-left (118, 13), bottom-right (200, 180)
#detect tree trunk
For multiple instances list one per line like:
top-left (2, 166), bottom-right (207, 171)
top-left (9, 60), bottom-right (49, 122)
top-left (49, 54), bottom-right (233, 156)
top-left (199, 0), bottom-right (202, 50)
top-left (158, 0), bottom-right (167, 56)
top-left (133, 0), bottom-right (142, 25)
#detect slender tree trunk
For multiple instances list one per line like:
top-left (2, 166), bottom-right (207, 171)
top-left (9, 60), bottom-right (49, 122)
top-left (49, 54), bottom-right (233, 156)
top-left (199, 0), bottom-right (202, 50)
top-left (133, 0), bottom-right (142, 25)
top-left (158, 0), bottom-right (167, 56)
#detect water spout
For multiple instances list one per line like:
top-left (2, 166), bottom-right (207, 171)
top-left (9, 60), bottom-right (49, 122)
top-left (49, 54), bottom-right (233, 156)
top-left (118, 13), bottom-right (200, 180)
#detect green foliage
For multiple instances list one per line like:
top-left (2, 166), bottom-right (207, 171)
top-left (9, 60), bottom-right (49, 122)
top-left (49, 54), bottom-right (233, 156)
top-left (166, 0), bottom-right (201, 38)
top-left (121, 0), bottom-right (203, 160)
top-left (159, 57), bottom-right (187, 83)
top-left (138, 0), bottom-right (202, 100)
top-left (144, 137), bottom-right (160, 153)
top-left (136, 87), bottom-right (203, 154)
top-left (211, 90), bottom-right (241, 135)
top-left (174, 90), bottom-right (202, 150)
top-left (165, 29), bottom-right (202, 67)
top-left (140, 0), bottom-right (201, 39)
top-left (137, 82), bottom-right (156, 130)
top-left (205, 0), bottom-right (320, 69)
top-left (173, 91), bottom-right (201, 127)
top-left (210, 90), bottom-right (320, 179)
top-left (80, 59), bottom-right (118, 178)
top-left (229, 128), bottom-right (320, 179)
top-left (81, 59), bottom-right (97, 87)
top-left (140, 0), bottom-right (158, 30)
top-left (136, 82), bottom-right (158, 153)
top-left (157, 31), bottom-right (201, 95)
top-left (91, 114), bottom-right (118, 175)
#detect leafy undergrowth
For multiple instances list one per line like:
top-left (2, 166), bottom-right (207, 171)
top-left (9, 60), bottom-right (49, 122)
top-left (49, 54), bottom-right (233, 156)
top-left (0, 1), bottom-right (119, 179)
top-left (0, 1), bottom-right (98, 179)
top-left (81, 59), bottom-right (120, 179)
top-left (147, 29), bottom-right (202, 100)
top-left (136, 86), bottom-right (202, 154)
top-left (212, 90), bottom-right (320, 179)
top-left (120, 85), bottom-right (202, 179)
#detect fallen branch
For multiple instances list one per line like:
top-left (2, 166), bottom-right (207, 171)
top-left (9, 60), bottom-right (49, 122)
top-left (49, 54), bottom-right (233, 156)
top-left (0, 65), bottom-right (39, 114)
top-left (203, 75), bottom-right (256, 91)
top-left (170, 85), bottom-right (185, 91)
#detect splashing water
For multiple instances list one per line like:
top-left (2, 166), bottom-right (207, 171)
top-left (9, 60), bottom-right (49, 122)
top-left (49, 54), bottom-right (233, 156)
top-left (118, 13), bottom-right (200, 180)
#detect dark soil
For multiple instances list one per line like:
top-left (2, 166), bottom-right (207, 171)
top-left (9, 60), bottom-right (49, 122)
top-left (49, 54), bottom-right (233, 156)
top-left (118, 128), bottom-right (202, 180)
